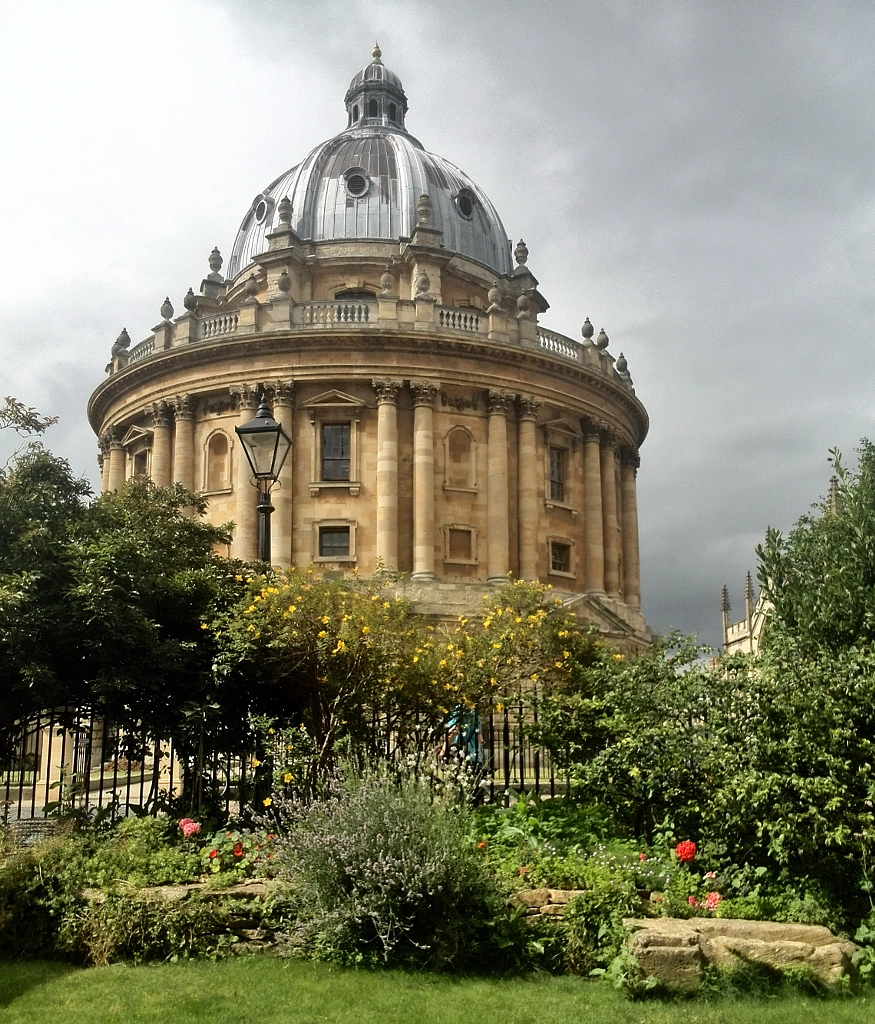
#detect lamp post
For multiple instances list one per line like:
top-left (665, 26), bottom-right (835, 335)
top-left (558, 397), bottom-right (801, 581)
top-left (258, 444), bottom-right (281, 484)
top-left (234, 395), bottom-right (292, 563)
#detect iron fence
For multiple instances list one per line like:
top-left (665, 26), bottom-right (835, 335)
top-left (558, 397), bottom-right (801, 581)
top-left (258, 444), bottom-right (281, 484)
top-left (1, 704), bottom-right (570, 825)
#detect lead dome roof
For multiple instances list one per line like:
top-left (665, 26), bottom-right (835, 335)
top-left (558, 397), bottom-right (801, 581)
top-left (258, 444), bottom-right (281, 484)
top-left (228, 48), bottom-right (513, 279)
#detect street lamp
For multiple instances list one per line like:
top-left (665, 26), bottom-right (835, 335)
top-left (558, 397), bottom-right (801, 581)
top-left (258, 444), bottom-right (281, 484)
top-left (234, 395), bottom-right (292, 563)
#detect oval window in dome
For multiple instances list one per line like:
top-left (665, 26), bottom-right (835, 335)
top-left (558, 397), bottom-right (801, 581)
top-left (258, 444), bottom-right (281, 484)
top-left (344, 168), bottom-right (370, 198)
top-left (456, 189), bottom-right (475, 219)
top-left (252, 194), bottom-right (274, 224)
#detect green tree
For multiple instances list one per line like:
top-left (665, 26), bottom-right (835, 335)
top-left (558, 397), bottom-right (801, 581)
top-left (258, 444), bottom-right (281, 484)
top-left (0, 444), bottom-right (246, 764)
top-left (758, 440), bottom-right (875, 651)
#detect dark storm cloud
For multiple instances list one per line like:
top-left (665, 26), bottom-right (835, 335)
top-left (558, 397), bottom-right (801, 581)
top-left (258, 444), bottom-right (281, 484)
top-left (3, 0), bottom-right (874, 647)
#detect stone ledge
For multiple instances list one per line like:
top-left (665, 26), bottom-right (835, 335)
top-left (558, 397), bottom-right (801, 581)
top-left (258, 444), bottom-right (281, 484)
top-left (623, 917), bottom-right (860, 990)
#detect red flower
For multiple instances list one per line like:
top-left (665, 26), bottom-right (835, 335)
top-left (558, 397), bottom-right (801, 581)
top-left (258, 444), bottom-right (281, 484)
top-left (705, 892), bottom-right (721, 911)
top-left (687, 896), bottom-right (698, 906)
top-left (209, 849), bottom-right (218, 859)
top-left (233, 841), bottom-right (244, 857)
top-left (638, 852), bottom-right (647, 861)
top-left (675, 840), bottom-right (697, 863)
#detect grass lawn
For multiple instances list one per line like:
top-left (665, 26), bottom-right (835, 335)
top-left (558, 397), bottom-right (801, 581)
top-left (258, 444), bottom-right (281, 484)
top-left (0, 958), bottom-right (873, 1024)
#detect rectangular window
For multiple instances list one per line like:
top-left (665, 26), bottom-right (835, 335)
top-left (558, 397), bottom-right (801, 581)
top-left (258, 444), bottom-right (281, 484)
top-left (549, 447), bottom-right (565, 502)
top-left (319, 526), bottom-right (350, 558)
top-left (448, 528), bottom-right (473, 561)
top-left (321, 424), bottom-right (350, 480)
top-left (133, 451), bottom-right (148, 477)
top-left (550, 541), bottom-right (571, 574)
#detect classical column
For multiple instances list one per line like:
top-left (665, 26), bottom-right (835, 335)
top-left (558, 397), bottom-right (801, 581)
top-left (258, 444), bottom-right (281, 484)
top-left (230, 384), bottom-right (259, 562)
top-left (582, 421), bottom-right (604, 592)
top-left (271, 381), bottom-right (294, 569)
top-left (106, 429), bottom-right (126, 492)
top-left (517, 396), bottom-right (541, 579)
top-left (620, 447), bottom-right (641, 608)
top-left (411, 381), bottom-right (439, 580)
top-left (372, 379), bottom-right (402, 570)
top-left (600, 431), bottom-right (621, 597)
top-left (149, 401), bottom-right (172, 487)
top-left (487, 391), bottom-right (513, 582)
top-left (98, 435), bottom-right (111, 493)
top-left (171, 394), bottom-right (195, 491)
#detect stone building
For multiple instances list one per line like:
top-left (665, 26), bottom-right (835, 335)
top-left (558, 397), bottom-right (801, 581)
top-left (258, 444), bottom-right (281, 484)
top-left (88, 47), bottom-right (650, 648)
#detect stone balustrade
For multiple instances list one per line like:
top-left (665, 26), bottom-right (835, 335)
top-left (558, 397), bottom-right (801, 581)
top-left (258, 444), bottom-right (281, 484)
top-left (108, 300), bottom-right (631, 390)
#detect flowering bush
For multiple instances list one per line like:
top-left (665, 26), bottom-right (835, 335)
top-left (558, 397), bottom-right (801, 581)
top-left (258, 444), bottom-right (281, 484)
top-left (269, 765), bottom-right (508, 969)
top-left (675, 840), bottom-right (697, 863)
top-left (200, 828), bottom-right (278, 879)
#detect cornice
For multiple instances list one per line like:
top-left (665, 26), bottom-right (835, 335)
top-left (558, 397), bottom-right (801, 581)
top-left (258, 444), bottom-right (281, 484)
top-left (88, 328), bottom-right (649, 444)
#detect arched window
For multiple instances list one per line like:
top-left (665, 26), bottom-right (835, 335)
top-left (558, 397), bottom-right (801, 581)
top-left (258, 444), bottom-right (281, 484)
top-left (389, 103), bottom-right (397, 123)
top-left (353, 104), bottom-right (359, 122)
top-left (206, 432), bottom-right (230, 491)
top-left (445, 426), bottom-right (475, 490)
top-left (368, 99), bottom-right (378, 118)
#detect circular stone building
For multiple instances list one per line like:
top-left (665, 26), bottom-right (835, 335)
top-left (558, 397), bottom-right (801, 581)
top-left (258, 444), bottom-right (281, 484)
top-left (88, 47), bottom-right (650, 648)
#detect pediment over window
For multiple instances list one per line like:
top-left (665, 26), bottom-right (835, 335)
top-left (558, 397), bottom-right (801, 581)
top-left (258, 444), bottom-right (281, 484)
top-left (542, 419), bottom-right (581, 447)
top-left (121, 425), bottom-right (151, 447)
top-left (305, 390), bottom-right (365, 422)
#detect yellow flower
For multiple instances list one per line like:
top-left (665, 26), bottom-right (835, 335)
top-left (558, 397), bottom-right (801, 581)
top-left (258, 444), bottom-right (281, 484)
top-left (383, 601), bottom-right (391, 608)
top-left (361, 626), bottom-right (371, 634)
top-left (251, 759), bottom-right (261, 768)
top-left (318, 631), bottom-right (328, 638)
top-left (439, 659), bottom-right (447, 668)
top-left (283, 772), bottom-right (293, 784)
top-left (288, 605), bottom-right (296, 613)
top-left (412, 655), bottom-right (419, 663)
top-left (200, 623), bottom-right (208, 630)
top-left (263, 797), bottom-right (272, 807)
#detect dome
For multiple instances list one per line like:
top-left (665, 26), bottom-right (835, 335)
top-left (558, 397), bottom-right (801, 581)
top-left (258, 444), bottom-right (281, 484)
top-left (228, 49), bottom-right (513, 279)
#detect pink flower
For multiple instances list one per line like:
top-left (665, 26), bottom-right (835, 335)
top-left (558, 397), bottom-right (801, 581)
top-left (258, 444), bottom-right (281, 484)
top-left (704, 871), bottom-right (717, 880)
top-left (675, 840), bottom-right (697, 863)
top-left (705, 892), bottom-right (721, 911)
top-left (178, 818), bottom-right (201, 838)
top-left (687, 895), bottom-right (698, 906)
top-left (638, 853), bottom-right (647, 861)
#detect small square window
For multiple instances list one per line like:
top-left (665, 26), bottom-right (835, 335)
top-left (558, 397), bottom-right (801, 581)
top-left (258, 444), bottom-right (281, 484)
top-left (448, 528), bottom-right (472, 561)
top-left (321, 424), bottom-right (350, 480)
top-left (550, 541), bottom-right (571, 574)
top-left (549, 447), bottom-right (565, 502)
top-left (319, 526), bottom-right (350, 558)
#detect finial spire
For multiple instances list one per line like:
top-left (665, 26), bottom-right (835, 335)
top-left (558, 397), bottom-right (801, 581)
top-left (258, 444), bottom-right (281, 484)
top-left (372, 41), bottom-right (382, 62)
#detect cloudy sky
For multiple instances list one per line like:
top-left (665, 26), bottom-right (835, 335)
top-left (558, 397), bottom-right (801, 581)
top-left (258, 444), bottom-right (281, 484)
top-left (2, 0), bottom-right (872, 648)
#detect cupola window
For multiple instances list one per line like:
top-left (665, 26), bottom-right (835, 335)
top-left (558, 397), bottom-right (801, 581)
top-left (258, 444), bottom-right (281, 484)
top-left (455, 188), bottom-right (475, 219)
top-left (252, 194), bottom-right (273, 225)
top-left (368, 99), bottom-right (378, 118)
top-left (389, 103), bottom-right (397, 123)
top-left (353, 104), bottom-right (359, 122)
top-left (343, 167), bottom-right (370, 198)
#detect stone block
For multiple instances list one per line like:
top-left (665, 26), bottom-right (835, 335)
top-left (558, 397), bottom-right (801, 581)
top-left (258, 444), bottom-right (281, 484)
top-left (548, 889), bottom-right (584, 904)
top-left (513, 888), bottom-right (551, 908)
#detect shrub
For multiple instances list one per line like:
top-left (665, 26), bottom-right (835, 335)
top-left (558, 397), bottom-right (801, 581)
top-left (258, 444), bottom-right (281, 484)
top-left (56, 890), bottom-right (245, 965)
top-left (200, 827), bottom-right (279, 879)
top-left (0, 845), bottom-right (79, 957)
top-left (271, 767), bottom-right (509, 969)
